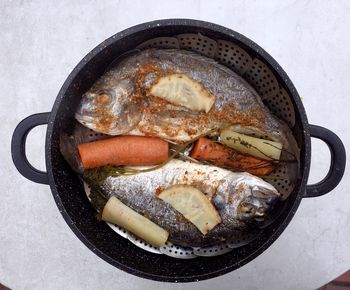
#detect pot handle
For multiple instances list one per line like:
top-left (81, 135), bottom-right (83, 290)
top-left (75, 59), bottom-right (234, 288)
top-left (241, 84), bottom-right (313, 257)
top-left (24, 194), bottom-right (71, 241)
top-left (305, 124), bottom-right (346, 197)
top-left (11, 112), bottom-right (50, 185)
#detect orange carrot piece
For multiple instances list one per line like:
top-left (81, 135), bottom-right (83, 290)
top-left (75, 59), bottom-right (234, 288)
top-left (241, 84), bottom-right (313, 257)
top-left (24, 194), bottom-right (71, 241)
top-left (78, 136), bottom-right (169, 169)
top-left (190, 137), bottom-right (274, 176)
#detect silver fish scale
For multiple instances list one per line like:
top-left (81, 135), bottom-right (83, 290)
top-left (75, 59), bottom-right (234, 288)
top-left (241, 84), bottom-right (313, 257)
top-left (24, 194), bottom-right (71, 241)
top-left (141, 49), bottom-right (260, 112)
top-left (75, 46), bottom-right (299, 159)
top-left (131, 49), bottom-right (276, 133)
top-left (84, 175), bottom-right (266, 259)
top-left (101, 159), bottom-right (279, 248)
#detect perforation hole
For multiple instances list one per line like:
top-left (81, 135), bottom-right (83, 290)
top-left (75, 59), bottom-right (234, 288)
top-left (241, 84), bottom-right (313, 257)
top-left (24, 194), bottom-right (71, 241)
top-left (88, 129), bottom-right (107, 141)
top-left (243, 58), bottom-right (279, 98)
top-left (263, 163), bottom-right (295, 200)
top-left (215, 40), bottom-right (252, 75)
top-left (262, 88), bottom-right (295, 127)
top-left (176, 34), bottom-right (217, 58)
top-left (159, 242), bottom-right (197, 258)
top-left (137, 37), bottom-right (179, 49)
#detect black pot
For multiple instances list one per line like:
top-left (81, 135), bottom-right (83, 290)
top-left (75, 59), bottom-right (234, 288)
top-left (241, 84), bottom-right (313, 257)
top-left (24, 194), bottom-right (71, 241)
top-left (11, 19), bottom-right (346, 282)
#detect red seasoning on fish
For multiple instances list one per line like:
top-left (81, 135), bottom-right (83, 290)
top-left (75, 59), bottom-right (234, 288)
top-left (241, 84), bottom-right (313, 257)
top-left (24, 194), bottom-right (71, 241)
top-left (75, 49), bottom-right (298, 159)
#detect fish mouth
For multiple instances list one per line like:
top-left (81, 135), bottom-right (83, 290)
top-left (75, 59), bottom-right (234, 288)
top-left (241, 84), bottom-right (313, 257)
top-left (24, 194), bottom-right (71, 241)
top-left (237, 186), bottom-right (280, 223)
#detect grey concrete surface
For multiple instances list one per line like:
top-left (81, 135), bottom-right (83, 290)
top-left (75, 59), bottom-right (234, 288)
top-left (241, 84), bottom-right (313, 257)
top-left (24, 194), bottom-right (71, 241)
top-left (1, 1), bottom-right (349, 289)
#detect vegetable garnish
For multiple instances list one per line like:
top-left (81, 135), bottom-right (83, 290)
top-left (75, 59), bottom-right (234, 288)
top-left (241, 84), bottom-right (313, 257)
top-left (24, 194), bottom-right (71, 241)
top-left (220, 129), bottom-right (283, 161)
top-left (102, 196), bottom-right (169, 247)
top-left (190, 137), bottom-right (274, 175)
top-left (78, 136), bottom-right (168, 169)
top-left (150, 73), bottom-right (216, 113)
top-left (158, 185), bottom-right (221, 235)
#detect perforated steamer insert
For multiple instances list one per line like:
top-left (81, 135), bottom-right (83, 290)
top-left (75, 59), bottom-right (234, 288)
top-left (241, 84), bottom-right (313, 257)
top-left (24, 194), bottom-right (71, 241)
top-left (81, 33), bottom-right (298, 258)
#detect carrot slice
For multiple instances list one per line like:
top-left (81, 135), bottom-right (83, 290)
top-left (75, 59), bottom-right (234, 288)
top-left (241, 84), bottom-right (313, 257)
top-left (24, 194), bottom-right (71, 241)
top-left (190, 137), bottom-right (274, 176)
top-left (78, 136), bottom-right (169, 169)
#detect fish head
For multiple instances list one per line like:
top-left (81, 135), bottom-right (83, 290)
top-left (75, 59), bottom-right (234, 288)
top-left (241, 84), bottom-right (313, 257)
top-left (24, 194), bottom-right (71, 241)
top-left (235, 176), bottom-right (280, 223)
top-left (75, 78), bottom-right (142, 135)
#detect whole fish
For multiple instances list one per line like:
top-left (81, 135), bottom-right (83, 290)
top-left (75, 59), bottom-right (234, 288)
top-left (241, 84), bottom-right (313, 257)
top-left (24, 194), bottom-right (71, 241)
top-left (75, 49), bottom-right (298, 157)
top-left (85, 159), bottom-right (280, 247)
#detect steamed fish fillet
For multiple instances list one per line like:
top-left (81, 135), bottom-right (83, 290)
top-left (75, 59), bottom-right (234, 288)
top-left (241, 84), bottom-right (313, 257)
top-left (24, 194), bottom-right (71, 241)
top-left (75, 49), bottom-right (298, 157)
top-left (87, 159), bottom-right (280, 247)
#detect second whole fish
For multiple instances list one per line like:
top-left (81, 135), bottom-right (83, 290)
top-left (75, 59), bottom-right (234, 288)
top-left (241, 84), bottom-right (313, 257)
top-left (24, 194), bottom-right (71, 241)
top-left (85, 159), bottom-right (280, 247)
top-left (75, 49), bottom-right (298, 158)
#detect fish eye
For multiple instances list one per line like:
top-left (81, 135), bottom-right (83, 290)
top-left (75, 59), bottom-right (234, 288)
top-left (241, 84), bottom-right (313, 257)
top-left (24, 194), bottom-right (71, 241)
top-left (97, 93), bottom-right (110, 102)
